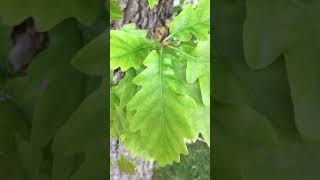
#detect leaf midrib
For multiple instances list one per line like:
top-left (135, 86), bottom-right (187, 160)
top-left (159, 49), bottom-right (167, 158)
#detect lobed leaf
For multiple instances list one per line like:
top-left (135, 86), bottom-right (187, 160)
top-left (169, 0), bottom-right (210, 41)
top-left (175, 39), bottom-right (210, 106)
top-left (110, 28), bottom-right (157, 71)
top-left (190, 106), bottom-right (210, 146)
top-left (127, 50), bottom-right (197, 166)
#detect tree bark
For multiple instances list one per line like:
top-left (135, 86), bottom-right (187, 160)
top-left (111, 0), bottom-right (174, 39)
top-left (110, 139), bottom-right (154, 180)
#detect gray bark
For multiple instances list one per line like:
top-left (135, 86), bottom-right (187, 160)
top-left (110, 139), bottom-right (154, 180)
top-left (112, 0), bottom-right (174, 39)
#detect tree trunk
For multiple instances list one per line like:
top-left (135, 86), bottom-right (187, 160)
top-left (110, 1), bottom-right (174, 179)
top-left (111, 0), bottom-right (174, 39)
top-left (110, 140), bottom-right (154, 180)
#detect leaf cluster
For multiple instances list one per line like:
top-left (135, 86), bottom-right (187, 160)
top-left (110, 0), bottom-right (210, 169)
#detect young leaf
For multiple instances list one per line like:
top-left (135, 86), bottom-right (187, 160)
top-left (174, 40), bottom-right (210, 106)
top-left (148, 0), bottom-right (159, 9)
top-left (110, 92), bottom-right (127, 139)
top-left (169, 0), bottom-right (210, 41)
top-left (127, 50), bottom-right (197, 166)
top-left (117, 155), bottom-right (136, 174)
top-left (110, 29), bottom-right (157, 71)
top-left (112, 69), bottom-right (138, 108)
top-left (110, 0), bottom-right (123, 20)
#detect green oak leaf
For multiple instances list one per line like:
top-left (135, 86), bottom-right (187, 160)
top-left (6, 76), bottom-right (46, 123)
top-left (0, 0), bottom-right (100, 31)
top-left (27, 18), bottom-right (84, 83)
top-left (121, 131), bottom-right (153, 160)
top-left (31, 70), bottom-right (84, 148)
top-left (71, 32), bottom-right (107, 76)
top-left (110, 92), bottom-right (127, 139)
top-left (110, 0), bottom-right (123, 20)
top-left (110, 28), bottom-right (157, 71)
top-left (190, 106), bottom-right (210, 146)
top-left (127, 50), bottom-right (197, 166)
top-left (170, 53), bottom-right (203, 105)
top-left (243, 0), bottom-right (301, 69)
top-left (244, 144), bottom-right (320, 180)
top-left (213, 102), bottom-right (279, 180)
top-left (15, 137), bottom-right (42, 180)
top-left (148, 0), bottom-right (159, 9)
top-left (53, 86), bottom-right (107, 180)
top-left (111, 69), bottom-right (138, 138)
top-left (112, 69), bottom-right (138, 108)
top-left (117, 155), bottom-right (136, 174)
top-left (120, 23), bottom-right (149, 37)
top-left (169, 0), bottom-right (210, 41)
top-left (175, 40), bottom-right (210, 106)
top-left (0, 101), bottom-right (28, 154)
top-left (212, 60), bottom-right (251, 105)
top-left (284, 13), bottom-right (320, 142)
top-left (213, 0), bottom-right (300, 143)
top-left (244, 0), bottom-right (320, 141)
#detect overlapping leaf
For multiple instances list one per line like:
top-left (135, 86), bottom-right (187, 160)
top-left (27, 19), bottom-right (84, 83)
top-left (126, 50), bottom-right (197, 166)
top-left (169, 0), bottom-right (210, 41)
top-left (31, 70), bottom-right (84, 148)
top-left (53, 85), bottom-right (107, 180)
top-left (244, 0), bottom-right (320, 141)
top-left (71, 32), bottom-right (107, 76)
top-left (213, 0), bottom-right (320, 179)
top-left (177, 40), bottom-right (210, 106)
top-left (243, 0), bottom-right (302, 69)
top-left (110, 27), bottom-right (157, 71)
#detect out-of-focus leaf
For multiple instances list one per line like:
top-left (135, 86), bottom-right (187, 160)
top-left (71, 32), bottom-right (107, 76)
top-left (0, 0), bottom-right (100, 31)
